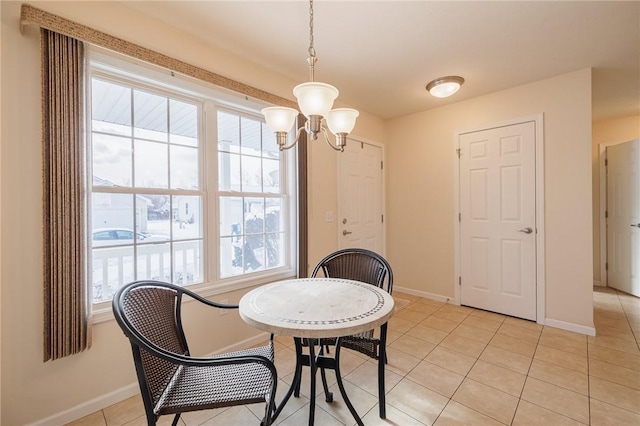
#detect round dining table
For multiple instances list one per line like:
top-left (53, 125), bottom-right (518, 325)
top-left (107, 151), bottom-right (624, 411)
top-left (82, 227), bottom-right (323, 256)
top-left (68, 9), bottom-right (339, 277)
top-left (239, 277), bottom-right (395, 426)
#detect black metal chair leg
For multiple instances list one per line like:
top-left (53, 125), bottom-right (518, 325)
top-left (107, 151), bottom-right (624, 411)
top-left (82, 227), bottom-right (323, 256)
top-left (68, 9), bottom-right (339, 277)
top-left (319, 366), bottom-right (333, 402)
top-left (317, 345), bottom-right (333, 402)
top-left (171, 413), bottom-right (180, 426)
top-left (378, 355), bottom-right (386, 419)
top-left (378, 323), bottom-right (388, 418)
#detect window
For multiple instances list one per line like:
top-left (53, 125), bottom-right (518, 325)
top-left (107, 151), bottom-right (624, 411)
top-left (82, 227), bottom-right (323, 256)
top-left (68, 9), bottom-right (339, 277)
top-left (217, 110), bottom-right (286, 277)
top-left (88, 51), bottom-right (296, 308)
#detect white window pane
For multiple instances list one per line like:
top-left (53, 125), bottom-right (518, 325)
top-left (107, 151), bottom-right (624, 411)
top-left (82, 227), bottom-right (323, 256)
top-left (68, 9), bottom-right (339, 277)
top-left (218, 111), bottom-right (239, 153)
top-left (241, 116), bottom-right (261, 156)
top-left (244, 234), bottom-right (265, 272)
top-left (244, 198), bottom-right (265, 271)
top-left (266, 232), bottom-right (285, 268)
top-left (241, 155), bottom-right (262, 192)
top-left (172, 195), bottom-right (202, 240)
top-left (92, 133), bottom-right (132, 187)
top-left (220, 236), bottom-right (242, 278)
top-left (265, 199), bottom-right (282, 233)
top-left (170, 145), bottom-right (198, 189)
top-left (136, 243), bottom-right (171, 281)
top-left (219, 196), bottom-right (243, 238)
top-left (134, 89), bottom-right (167, 142)
top-left (262, 123), bottom-right (279, 158)
top-left (134, 140), bottom-right (168, 188)
top-left (263, 158), bottom-right (280, 193)
top-left (218, 152), bottom-right (241, 191)
top-left (137, 193), bottom-right (171, 242)
top-left (91, 193), bottom-right (134, 247)
top-left (92, 246), bottom-right (134, 303)
top-left (173, 240), bottom-right (203, 285)
top-left (170, 99), bottom-right (198, 147)
top-left (92, 78), bottom-right (131, 137)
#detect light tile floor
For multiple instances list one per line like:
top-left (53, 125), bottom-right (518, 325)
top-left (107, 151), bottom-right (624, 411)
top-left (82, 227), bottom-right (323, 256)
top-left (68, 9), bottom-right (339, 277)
top-left (68, 287), bottom-right (640, 426)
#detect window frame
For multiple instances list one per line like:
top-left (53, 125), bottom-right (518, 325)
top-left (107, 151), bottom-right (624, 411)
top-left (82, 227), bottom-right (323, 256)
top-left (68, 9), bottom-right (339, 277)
top-left (87, 48), bottom-right (298, 322)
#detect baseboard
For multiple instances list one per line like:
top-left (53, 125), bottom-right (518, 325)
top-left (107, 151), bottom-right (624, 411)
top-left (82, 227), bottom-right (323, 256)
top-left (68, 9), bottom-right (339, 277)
top-left (593, 280), bottom-right (605, 287)
top-left (544, 318), bottom-right (596, 336)
top-left (30, 332), bottom-right (272, 426)
top-left (394, 285), bottom-right (453, 304)
top-left (30, 383), bottom-right (139, 426)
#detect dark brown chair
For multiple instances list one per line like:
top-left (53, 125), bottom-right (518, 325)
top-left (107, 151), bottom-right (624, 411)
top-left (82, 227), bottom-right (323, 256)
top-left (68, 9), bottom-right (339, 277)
top-left (310, 248), bottom-right (393, 418)
top-left (112, 280), bottom-right (277, 426)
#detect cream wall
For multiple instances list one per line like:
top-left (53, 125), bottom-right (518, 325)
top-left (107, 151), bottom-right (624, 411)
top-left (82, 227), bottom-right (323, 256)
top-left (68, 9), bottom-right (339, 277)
top-left (0, 2), bottom-right (385, 424)
top-left (386, 69), bottom-right (594, 330)
top-left (591, 115), bottom-right (640, 284)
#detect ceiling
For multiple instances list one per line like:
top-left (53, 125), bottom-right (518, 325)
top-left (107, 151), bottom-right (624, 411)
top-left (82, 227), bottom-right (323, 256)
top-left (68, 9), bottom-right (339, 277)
top-left (120, 1), bottom-right (640, 121)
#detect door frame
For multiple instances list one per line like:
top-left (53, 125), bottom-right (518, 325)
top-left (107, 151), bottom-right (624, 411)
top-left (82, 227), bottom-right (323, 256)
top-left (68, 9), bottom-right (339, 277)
top-left (453, 114), bottom-right (546, 324)
top-left (337, 135), bottom-right (387, 255)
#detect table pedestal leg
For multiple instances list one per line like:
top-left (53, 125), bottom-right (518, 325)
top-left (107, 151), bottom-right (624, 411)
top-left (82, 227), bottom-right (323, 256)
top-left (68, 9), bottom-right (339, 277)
top-left (333, 337), bottom-right (364, 426)
top-left (270, 337), bottom-right (365, 426)
top-left (308, 339), bottom-right (317, 426)
top-left (271, 338), bottom-right (304, 423)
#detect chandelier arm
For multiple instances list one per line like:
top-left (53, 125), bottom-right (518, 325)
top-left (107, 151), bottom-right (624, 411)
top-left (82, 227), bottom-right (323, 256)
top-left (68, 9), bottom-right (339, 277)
top-left (321, 127), bottom-right (345, 152)
top-left (278, 126), bottom-right (306, 151)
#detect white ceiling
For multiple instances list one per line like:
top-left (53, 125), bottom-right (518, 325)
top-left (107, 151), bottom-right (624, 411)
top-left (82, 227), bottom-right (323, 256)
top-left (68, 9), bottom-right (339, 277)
top-left (121, 1), bottom-right (640, 121)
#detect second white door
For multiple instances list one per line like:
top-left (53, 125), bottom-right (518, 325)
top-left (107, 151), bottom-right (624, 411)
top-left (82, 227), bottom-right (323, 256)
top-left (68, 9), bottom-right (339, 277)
top-left (607, 139), bottom-right (640, 297)
top-left (338, 139), bottom-right (383, 252)
top-left (459, 121), bottom-right (537, 321)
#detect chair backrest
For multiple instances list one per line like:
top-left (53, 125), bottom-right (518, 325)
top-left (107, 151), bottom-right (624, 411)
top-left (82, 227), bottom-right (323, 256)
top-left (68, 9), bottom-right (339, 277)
top-left (311, 248), bottom-right (393, 294)
top-left (113, 281), bottom-right (190, 412)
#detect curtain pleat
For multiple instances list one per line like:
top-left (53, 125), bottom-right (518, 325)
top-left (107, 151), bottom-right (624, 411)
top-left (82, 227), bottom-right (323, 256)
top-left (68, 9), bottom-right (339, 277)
top-left (42, 29), bottom-right (91, 361)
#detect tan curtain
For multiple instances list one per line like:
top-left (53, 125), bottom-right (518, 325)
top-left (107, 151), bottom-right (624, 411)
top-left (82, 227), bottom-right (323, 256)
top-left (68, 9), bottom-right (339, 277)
top-left (42, 29), bottom-right (91, 361)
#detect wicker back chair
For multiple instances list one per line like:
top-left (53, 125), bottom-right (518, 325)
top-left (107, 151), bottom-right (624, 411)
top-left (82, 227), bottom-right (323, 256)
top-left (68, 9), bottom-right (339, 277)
top-left (112, 280), bottom-right (277, 426)
top-left (311, 248), bottom-right (393, 418)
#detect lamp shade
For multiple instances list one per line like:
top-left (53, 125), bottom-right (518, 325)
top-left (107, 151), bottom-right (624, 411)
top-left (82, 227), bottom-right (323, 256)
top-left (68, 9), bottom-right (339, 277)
top-left (261, 106), bottom-right (298, 133)
top-left (326, 108), bottom-right (359, 134)
top-left (293, 82), bottom-right (339, 118)
top-left (426, 76), bottom-right (465, 98)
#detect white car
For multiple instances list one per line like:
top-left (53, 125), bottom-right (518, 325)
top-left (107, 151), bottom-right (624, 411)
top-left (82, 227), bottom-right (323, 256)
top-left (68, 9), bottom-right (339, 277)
top-left (92, 228), bottom-right (169, 247)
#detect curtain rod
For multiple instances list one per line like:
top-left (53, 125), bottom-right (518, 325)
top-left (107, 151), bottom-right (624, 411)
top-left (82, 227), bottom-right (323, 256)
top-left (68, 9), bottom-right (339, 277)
top-left (19, 3), bottom-right (296, 109)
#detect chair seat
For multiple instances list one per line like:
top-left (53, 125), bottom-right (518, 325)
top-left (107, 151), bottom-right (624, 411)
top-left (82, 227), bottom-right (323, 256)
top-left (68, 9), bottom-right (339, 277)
top-left (156, 344), bottom-right (274, 416)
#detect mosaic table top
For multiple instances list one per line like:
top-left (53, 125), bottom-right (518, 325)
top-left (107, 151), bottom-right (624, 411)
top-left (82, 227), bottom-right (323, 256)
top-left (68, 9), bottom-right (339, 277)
top-left (239, 278), bottom-right (395, 338)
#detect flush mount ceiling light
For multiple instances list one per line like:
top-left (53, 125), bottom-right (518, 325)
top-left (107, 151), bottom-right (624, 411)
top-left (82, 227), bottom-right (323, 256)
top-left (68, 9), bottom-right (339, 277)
top-left (261, 0), bottom-right (358, 152)
top-left (426, 76), bottom-right (465, 98)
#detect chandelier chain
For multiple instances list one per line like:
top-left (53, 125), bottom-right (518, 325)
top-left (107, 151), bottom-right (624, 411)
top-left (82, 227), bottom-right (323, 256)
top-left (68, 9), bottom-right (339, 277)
top-left (308, 0), bottom-right (315, 58)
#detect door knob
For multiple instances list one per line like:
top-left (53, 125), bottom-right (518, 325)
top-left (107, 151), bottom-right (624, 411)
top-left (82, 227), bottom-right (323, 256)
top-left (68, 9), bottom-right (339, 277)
top-left (342, 230), bottom-right (352, 236)
top-left (631, 223), bottom-right (640, 228)
top-left (517, 227), bottom-right (533, 234)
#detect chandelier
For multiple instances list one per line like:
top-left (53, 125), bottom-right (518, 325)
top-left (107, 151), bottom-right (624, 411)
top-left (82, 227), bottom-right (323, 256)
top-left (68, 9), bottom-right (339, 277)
top-left (261, 0), bottom-right (359, 152)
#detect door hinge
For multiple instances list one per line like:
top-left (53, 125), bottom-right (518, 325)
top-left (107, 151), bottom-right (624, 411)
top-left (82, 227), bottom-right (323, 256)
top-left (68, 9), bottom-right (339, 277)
top-left (605, 210), bottom-right (608, 219)
top-left (605, 158), bottom-right (608, 167)
top-left (456, 148), bottom-right (461, 158)
top-left (381, 214), bottom-right (384, 223)
top-left (458, 212), bottom-right (461, 222)
top-left (605, 262), bottom-right (608, 271)
top-left (459, 276), bottom-right (462, 286)
top-left (381, 160), bottom-right (384, 170)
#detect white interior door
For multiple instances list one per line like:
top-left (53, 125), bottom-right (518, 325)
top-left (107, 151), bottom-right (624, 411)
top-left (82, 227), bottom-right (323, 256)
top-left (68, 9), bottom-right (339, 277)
top-left (459, 121), bottom-right (537, 321)
top-left (607, 139), bottom-right (640, 296)
top-left (338, 139), bottom-right (383, 252)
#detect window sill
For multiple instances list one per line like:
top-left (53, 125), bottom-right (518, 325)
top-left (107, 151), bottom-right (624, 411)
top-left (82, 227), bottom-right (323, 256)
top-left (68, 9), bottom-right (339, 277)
top-left (91, 269), bottom-right (298, 325)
